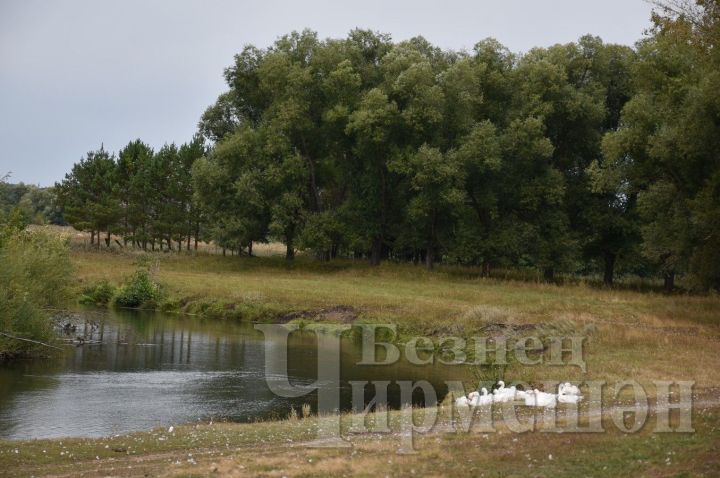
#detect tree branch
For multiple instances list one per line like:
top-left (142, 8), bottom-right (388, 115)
top-left (0, 332), bottom-right (63, 351)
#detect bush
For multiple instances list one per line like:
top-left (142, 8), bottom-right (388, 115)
top-left (114, 269), bottom-right (162, 308)
top-left (0, 226), bottom-right (73, 358)
top-left (79, 280), bottom-right (117, 306)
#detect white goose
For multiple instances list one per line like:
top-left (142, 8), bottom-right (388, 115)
top-left (469, 388), bottom-right (493, 406)
top-left (492, 381), bottom-right (518, 403)
top-left (515, 389), bottom-right (530, 400)
top-left (557, 383), bottom-right (583, 404)
top-left (455, 395), bottom-right (471, 407)
top-left (559, 382), bottom-right (581, 396)
top-left (524, 389), bottom-right (557, 408)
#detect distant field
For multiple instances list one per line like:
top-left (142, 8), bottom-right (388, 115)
top-left (40, 225), bottom-right (289, 257)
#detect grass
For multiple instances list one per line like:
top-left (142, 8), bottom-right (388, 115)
top-left (0, 405), bottom-right (718, 477)
top-left (7, 240), bottom-right (719, 476)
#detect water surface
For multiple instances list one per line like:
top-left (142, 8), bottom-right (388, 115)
top-left (0, 310), bottom-right (461, 439)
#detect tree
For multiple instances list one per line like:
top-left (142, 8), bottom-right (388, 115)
top-left (193, 126), bottom-right (271, 256)
top-left (117, 140), bottom-right (154, 247)
top-left (390, 145), bottom-right (465, 268)
top-left (56, 146), bottom-right (120, 247)
top-left (600, 0), bottom-right (720, 290)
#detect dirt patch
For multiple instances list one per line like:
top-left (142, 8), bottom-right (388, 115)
top-left (278, 305), bottom-right (361, 324)
top-left (480, 322), bottom-right (538, 332)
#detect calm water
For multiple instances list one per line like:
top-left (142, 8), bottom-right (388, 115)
top-left (0, 310), bottom-right (462, 440)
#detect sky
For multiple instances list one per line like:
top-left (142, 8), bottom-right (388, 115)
top-left (0, 0), bottom-right (656, 186)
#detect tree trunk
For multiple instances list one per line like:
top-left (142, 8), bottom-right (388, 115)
top-left (123, 216), bottom-right (128, 246)
top-left (105, 230), bottom-right (111, 248)
top-left (544, 267), bottom-right (555, 282)
top-left (248, 241), bottom-right (253, 257)
top-left (425, 247), bottom-right (434, 270)
top-left (603, 252), bottom-right (616, 286)
top-left (222, 247), bottom-right (226, 257)
top-left (481, 260), bottom-right (491, 277)
top-left (369, 237), bottom-right (382, 266)
top-left (194, 222), bottom-right (199, 250)
top-left (664, 271), bottom-right (675, 292)
top-left (286, 237), bottom-right (295, 261)
top-left (90, 230), bottom-right (95, 245)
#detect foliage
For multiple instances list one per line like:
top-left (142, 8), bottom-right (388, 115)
top-left (113, 269), bottom-right (163, 309)
top-left (0, 225), bottom-right (73, 358)
top-left (599, 0), bottom-right (720, 289)
top-left (79, 280), bottom-right (117, 306)
top-left (0, 180), bottom-right (64, 226)
top-left (56, 138), bottom-right (206, 252)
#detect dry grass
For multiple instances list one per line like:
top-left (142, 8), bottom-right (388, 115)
top-left (1, 406), bottom-right (718, 477)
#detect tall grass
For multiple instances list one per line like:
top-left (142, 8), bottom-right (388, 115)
top-left (0, 227), bottom-right (73, 357)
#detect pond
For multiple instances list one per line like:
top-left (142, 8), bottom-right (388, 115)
top-left (0, 310), bottom-right (466, 440)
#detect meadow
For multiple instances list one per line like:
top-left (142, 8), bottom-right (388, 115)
top-left (1, 239), bottom-right (719, 476)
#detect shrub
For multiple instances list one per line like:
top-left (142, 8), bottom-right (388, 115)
top-left (114, 270), bottom-right (162, 308)
top-left (0, 226), bottom-right (73, 358)
top-left (79, 280), bottom-right (116, 306)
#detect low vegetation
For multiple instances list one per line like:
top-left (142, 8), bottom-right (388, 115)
top-left (0, 405), bottom-right (718, 477)
top-left (113, 269), bottom-right (163, 309)
top-left (0, 220), bottom-right (73, 358)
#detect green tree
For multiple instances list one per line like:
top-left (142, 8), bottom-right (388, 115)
top-left (56, 146), bottom-right (120, 247)
top-left (390, 145), bottom-right (465, 268)
top-left (601, 0), bottom-right (720, 289)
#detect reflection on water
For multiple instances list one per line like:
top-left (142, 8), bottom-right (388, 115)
top-left (0, 309), bottom-right (464, 439)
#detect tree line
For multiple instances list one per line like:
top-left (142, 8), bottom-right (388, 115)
top-left (0, 179), bottom-right (64, 226)
top-left (56, 1), bottom-right (720, 290)
top-left (56, 138), bottom-right (206, 251)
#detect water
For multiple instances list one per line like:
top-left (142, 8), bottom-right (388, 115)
top-left (0, 310), bottom-right (464, 439)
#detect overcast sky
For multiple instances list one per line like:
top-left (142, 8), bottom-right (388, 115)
top-left (0, 0), bottom-right (655, 186)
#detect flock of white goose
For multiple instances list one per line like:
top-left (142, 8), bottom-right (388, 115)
top-left (455, 381), bottom-right (582, 409)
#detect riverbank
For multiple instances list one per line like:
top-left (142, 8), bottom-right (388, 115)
top-left (70, 249), bottom-right (720, 389)
top-left (1, 403), bottom-right (719, 477)
top-left (2, 249), bottom-right (719, 475)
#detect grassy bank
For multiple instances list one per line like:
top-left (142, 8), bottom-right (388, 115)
top-left (1, 404), bottom-right (719, 477)
top-left (1, 247), bottom-right (718, 476)
top-left (70, 248), bottom-right (720, 389)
